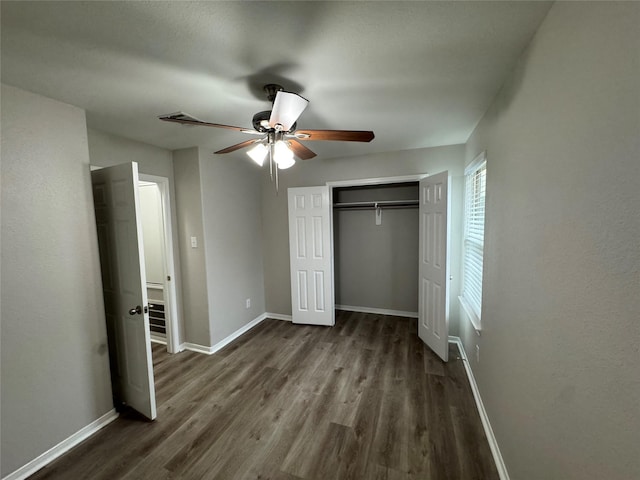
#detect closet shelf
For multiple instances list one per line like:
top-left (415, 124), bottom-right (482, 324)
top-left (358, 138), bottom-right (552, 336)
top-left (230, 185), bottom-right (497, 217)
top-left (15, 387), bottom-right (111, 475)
top-left (333, 200), bottom-right (419, 210)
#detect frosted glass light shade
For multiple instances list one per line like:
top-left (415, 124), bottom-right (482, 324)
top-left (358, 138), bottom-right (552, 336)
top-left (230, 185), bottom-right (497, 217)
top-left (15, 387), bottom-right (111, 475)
top-left (273, 140), bottom-right (295, 169)
top-left (276, 156), bottom-right (295, 169)
top-left (246, 143), bottom-right (268, 166)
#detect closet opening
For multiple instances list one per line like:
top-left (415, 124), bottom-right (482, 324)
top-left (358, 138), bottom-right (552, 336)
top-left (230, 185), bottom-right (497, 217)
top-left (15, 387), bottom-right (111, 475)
top-left (290, 172), bottom-right (449, 359)
top-left (332, 181), bottom-right (420, 318)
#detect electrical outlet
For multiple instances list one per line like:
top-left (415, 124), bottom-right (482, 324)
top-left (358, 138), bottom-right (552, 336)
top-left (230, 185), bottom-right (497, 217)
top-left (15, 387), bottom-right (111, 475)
top-left (476, 345), bottom-right (480, 363)
top-left (245, 298), bottom-right (251, 309)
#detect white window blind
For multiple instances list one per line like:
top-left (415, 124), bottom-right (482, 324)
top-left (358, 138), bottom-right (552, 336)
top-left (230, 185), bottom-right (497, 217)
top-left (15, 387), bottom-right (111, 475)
top-left (461, 154), bottom-right (486, 328)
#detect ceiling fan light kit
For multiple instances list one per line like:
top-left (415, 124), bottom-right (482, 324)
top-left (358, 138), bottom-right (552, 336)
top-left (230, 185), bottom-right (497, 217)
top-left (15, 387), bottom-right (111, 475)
top-left (273, 140), bottom-right (295, 169)
top-left (246, 142), bottom-right (268, 166)
top-left (159, 83), bottom-right (375, 192)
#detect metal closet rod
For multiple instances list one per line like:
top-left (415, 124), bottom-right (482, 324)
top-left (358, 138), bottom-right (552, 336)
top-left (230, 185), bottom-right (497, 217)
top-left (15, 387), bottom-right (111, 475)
top-left (333, 200), bottom-right (419, 209)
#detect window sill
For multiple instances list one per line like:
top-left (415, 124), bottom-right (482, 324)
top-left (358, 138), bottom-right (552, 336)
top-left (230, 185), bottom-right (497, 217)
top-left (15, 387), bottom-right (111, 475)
top-left (459, 296), bottom-right (482, 334)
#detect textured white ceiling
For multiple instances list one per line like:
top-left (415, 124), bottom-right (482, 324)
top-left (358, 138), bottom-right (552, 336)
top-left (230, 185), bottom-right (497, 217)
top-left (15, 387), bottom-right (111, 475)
top-left (1, 1), bottom-right (551, 160)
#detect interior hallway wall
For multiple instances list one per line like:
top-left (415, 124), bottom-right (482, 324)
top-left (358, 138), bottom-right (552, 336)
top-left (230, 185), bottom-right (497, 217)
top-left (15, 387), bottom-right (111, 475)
top-left (172, 147), bottom-right (211, 345)
top-left (199, 150), bottom-right (266, 346)
top-left (138, 183), bottom-right (165, 285)
top-left (170, 148), bottom-right (266, 348)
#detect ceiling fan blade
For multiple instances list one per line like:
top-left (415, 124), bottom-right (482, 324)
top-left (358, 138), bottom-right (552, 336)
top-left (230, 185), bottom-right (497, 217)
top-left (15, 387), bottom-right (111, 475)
top-left (295, 129), bottom-right (375, 142)
top-left (288, 139), bottom-right (317, 160)
top-left (159, 112), bottom-right (256, 133)
top-left (214, 139), bottom-right (260, 154)
top-left (269, 91), bottom-right (309, 131)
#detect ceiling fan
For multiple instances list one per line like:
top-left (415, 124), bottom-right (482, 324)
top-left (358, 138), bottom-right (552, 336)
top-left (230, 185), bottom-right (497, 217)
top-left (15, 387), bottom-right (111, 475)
top-left (159, 84), bottom-right (374, 191)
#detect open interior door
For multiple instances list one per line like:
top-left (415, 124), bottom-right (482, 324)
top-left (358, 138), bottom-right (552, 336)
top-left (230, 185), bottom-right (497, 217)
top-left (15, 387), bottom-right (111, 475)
top-left (92, 162), bottom-right (157, 420)
top-left (418, 171), bottom-right (451, 361)
top-left (287, 186), bottom-right (334, 326)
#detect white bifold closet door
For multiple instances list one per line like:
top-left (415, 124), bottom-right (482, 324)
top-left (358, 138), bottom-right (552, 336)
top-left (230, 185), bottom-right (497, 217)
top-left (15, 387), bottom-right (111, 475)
top-left (418, 171), bottom-right (450, 362)
top-left (288, 176), bottom-right (450, 363)
top-left (287, 186), bottom-right (334, 326)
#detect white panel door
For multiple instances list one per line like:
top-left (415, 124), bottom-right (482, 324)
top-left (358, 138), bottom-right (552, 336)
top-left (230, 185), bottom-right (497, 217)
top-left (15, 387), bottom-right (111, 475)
top-left (92, 162), bottom-right (157, 420)
top-left (418, 171), bottom-right (450, 362)
top-left (288, 186), bottom-right (334, 326)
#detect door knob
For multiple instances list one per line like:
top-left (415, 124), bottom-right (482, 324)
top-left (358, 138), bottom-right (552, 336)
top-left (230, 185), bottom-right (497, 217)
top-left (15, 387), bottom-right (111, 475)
top-left (129, 305), bottom-right (143, 315)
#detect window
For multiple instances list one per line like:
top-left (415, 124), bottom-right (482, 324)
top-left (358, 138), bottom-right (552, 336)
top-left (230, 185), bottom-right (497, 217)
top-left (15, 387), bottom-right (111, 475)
top-left (460, 152), bottom-right (487, 330)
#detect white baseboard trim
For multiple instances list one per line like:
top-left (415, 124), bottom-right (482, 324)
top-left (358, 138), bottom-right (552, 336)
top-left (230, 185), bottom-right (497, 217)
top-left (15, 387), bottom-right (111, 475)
top-left (3, 409), bottom-right (119, 480)
top-left (336, 304), bottom-right (418, 318)
top-left (448, 336), bottom-right (510, 480)
top-left (265, 312), bottom-right (292, 322)
top-left (180, 313), bottom-right (269, 355)
top-left (180, 342), bottom-right (214, 355)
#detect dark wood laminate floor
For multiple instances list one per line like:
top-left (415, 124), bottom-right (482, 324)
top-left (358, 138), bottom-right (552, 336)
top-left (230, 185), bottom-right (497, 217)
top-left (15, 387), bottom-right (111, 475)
top-left (28, 311), bottom-right (499, 480)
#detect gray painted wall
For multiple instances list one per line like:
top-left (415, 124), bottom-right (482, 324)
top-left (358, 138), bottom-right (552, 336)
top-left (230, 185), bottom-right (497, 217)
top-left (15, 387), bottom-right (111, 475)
top-left (459, 3), bottom-right (640, 479)
top-left (172, 147), bottom-right (211, 345)
top-left (1, 85), bottom-right (113, 476)
top-left (87, 128), bottom-right (185, 342)
top-left (199, 150), bottom-right (266, 345)
top-left (260, 145), bottom-right (465, 334)
top-left (334, 185), bottom-right (419, 312)
top-left (88, 128), bottom-right (175, 179)
top-left (138, 184), bottom-right (165, 284)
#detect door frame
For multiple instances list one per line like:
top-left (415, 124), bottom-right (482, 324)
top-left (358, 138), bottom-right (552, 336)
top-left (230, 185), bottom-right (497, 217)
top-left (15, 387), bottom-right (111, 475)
top-left (326, 174), bottom-right (428, 315)
top-left (139, 174), bottom-right (181, 354)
